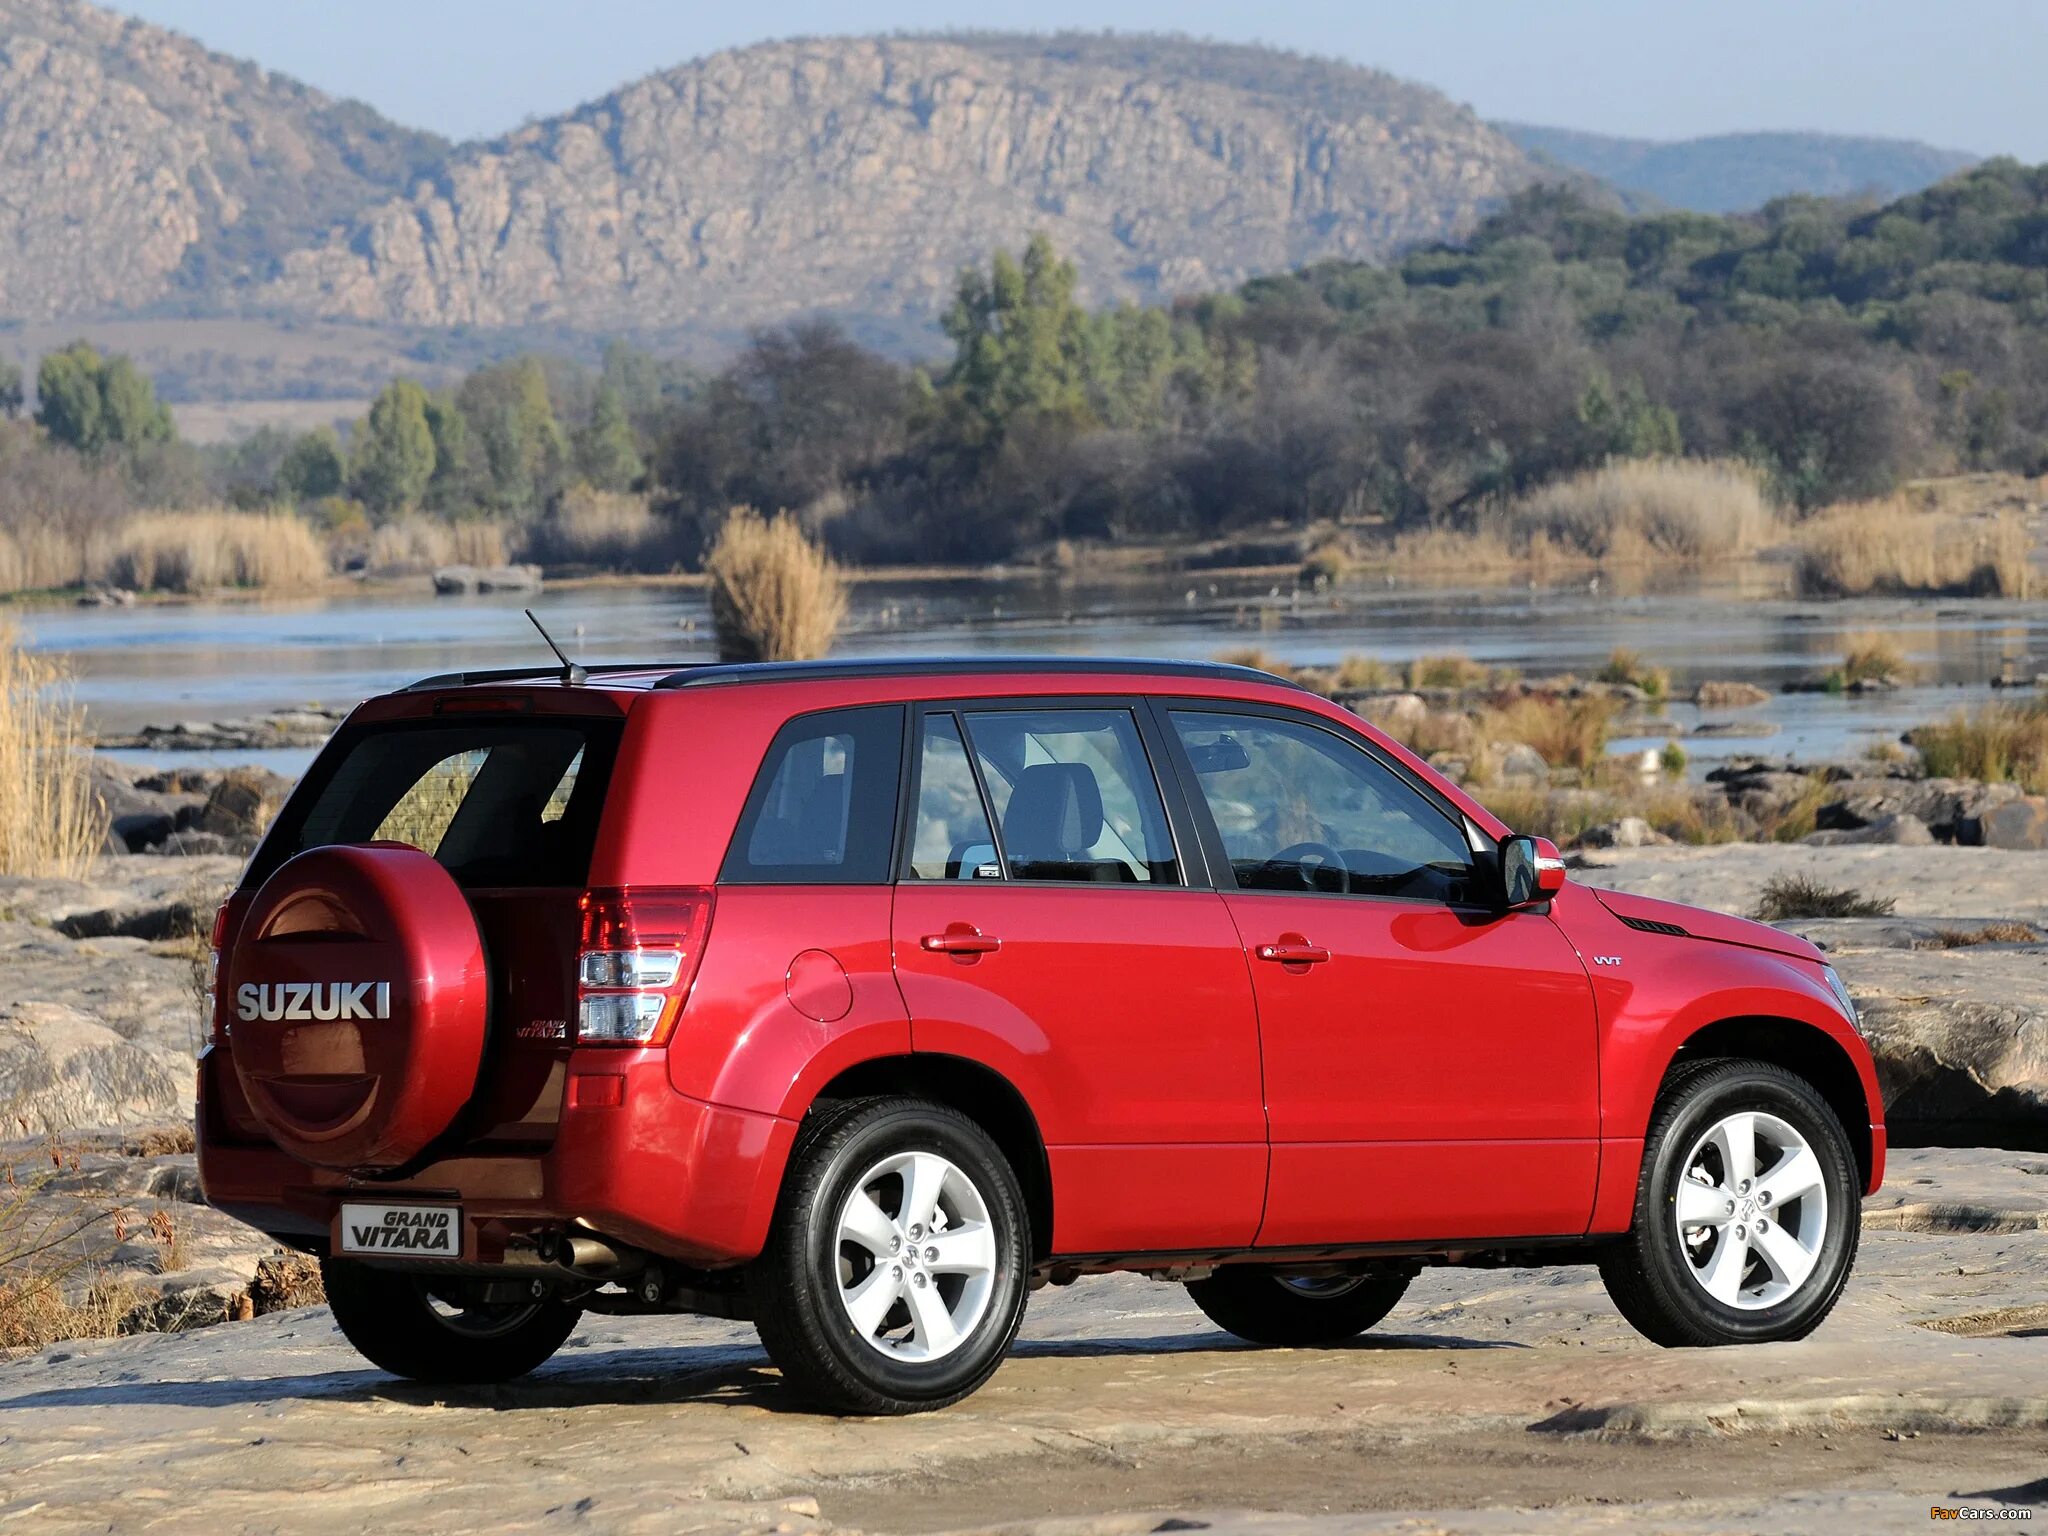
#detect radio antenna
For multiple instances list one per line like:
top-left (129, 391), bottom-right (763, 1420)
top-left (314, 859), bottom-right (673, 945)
top-left (524, 609), bottom-right (586, 686)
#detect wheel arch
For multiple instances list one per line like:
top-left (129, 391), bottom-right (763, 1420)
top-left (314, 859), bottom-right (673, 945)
top-left (1661, 1016), bottom-right (1876, 1189)
top-left (799, 1053), bottom-right (1054, 1262)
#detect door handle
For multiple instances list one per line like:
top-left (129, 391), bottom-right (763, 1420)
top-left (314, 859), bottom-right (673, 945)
top-left (1255, 940), bottom-right (1330, 965)
top-left (921, 929), bottom-right (1001, 955)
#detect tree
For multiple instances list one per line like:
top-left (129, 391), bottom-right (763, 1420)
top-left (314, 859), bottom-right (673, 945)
top-left (278, 428), bottom-right (346, 502)
top-left (0, 358), bottom-right (22, 420)
top-left (422, 391), bottom-right (473, 509)
top-left (458, 357), bottom-right (568, 514)
top-left (574, 381), bottom-right (643, 492)
top-left (34, 343), bottom-right (171, 453)
top-left (350, 379), bottom-right (436, 516)
top-left (939, 233), bottom-right (1095, 445)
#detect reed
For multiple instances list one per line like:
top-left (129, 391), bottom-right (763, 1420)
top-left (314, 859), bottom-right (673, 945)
top-left (1507, 458), bottom-right (1777, 562)
top-left (1909, 701), bottom-right (2048, 793)
top-left (1795, 499), bottom-right (2030, 598)
top-left (0, 626), bottom-right (108, 878)
top-left (704, 509), bottom-right (847, 663)
top-left (101, 510), bottom-right (327, 593)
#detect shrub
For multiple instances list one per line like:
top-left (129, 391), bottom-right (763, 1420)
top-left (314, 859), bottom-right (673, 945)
top-left (1795, 499), bottom-right (2030, 598)
top-left (1752, 874), bottom-right (1897, 921)
top-left (1332, 653), bottom-right (1396, 691)
top-left (101, 510), bottom-right (327, 593)
top-left (365, 516), bottom-right (507, 573)
top-left (1485, 694), bottom-right (1620, 776)
top-left (0, 626), bottom-right (107, 878)
top-left (1908, 701), bottom-right (2048, 792)
top-left (525, 487), bottom-right (689, 572)
top-left (1407, 653), bottom-right (1493, 690)
top-left (1839, 634), bottom-right (1909, 686)
top-left (704, 509), bottom-right (847, 663)
top-left (1599, 646), bottom-right (1669, 699)
top-left (1298, 539), bottom-right (1352, 586)
top-left (1506, 458), bottom-right (1776, 562)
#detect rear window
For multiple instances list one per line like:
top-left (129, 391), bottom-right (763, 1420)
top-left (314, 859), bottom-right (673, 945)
top-left (249, 718), bottom-right (622, 890)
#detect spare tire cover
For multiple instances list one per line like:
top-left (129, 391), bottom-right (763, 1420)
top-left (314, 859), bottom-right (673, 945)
top-left (225, 843), bottom-right (489, 1171)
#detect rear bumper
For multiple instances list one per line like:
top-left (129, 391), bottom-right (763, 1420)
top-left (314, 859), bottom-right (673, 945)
top-left (199, 1045), bottom-right (795, 1267)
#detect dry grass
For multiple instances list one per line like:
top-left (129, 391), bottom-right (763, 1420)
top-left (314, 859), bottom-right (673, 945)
top-left (1843, 634), bottom-right (1910, 685)
top-left (0, 1135), bottom-right (131, 1356)
top-left (1795, 498), bottom-right (2030, 598)
top-left (1407, 653), bottom-right (1496, 690)
top-left (0, 627), bottom-right (108, 879)
top-left (366, 516), bottom-right (508, 572)
top-left (1213, 647), bottom-right (1304, 683)
top-left (1332, 653), bottom-right (1396, 691)
top-left (1486, 695), bottom-right (1621, 775)
top-left (1508, 458), bottom-right (1778, 562)
top-left (1924, 921), bottom-right (2039, 948)
top-left (526, 488), bottom-right (685, 572)
top-left (0, 523), bottom-right (101, 594)
top-left (103, 510), bottom-right (327, 594)
top-left (705, 510), bottom-right (847, 664)
top-left (1908, 701), bottom-right (2048, 793)
top-left (245, 1250), bottom-right (326, 1315)
top-left (1752, 873), bottom-right (1897, 922)
top-left (1599, 646), bottom-right (1669, 699)
top-left (1480, 782), bottom-right (1744, 847)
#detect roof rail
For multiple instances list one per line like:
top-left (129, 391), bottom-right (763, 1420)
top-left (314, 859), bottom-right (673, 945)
top-left (402, 662), bottom-right (696, 692)
top-left (650, 656), bottom-right (1310, 691)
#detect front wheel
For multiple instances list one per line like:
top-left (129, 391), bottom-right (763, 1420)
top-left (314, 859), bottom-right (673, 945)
top-left (321, 1257), bottom-right (581, 1383)
top-left (1187, 1264), bottom-right (1411, 1346)
top-left (746, 1097), bottom-right (1030, 1414)
top-left (1599, 1059), bottom-right (1860, 1347)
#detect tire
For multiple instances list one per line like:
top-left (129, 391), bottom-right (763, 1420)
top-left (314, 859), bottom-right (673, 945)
top-left (322, 1257), bottom-right (580, 1384)
top-left (746, 1096), bottom-right (1030, 1414)
top-left (1186, 1264), bottom-right (1411, 1347)
top-left (1598, 1058), bottom-right (1860, 1347)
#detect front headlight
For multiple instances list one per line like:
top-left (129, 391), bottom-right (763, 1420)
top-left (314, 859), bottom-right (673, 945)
top-left (1822, 965), bottom-right (1862, 1033)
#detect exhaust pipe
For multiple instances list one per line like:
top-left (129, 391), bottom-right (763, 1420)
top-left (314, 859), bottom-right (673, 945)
top-left (532, 1229), bottom-right (646, 1278)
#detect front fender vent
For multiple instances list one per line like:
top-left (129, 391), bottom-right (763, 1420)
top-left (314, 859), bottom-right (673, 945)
top-left (1618, 914), bottom-right (1689, 938)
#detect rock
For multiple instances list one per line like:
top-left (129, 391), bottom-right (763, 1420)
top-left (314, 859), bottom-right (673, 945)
top-left (433, 563), bottom-right (542, 595)
top-left (1695, 680), bottom-right (1772, 709)
top-left (1805, 812), bottom-right (1936, 847)
top-left (1579, 816), bottom-right (1671, 849)
top-left (102, 709), bottom-right (346, 754)
top-left (1822, 777), bottom-right (2022, 842)
top-left (191, 768), bottom-right (290, 842)
top-left (145, 830), bottom-right (246, 859)
top-left (1959, 796), bottom-right (2048, 851)
top-left (1494, 742), bottom-right (1548, 783)
top-left (86, 763), bottom-right (205, 854)
top-left (0, 1002), bottom-right (185, 1134)
top-left (1353, 692), bottom-right (1430, 729)
top-left (1852, 976), bottom-right (2048, 1148)
top-left (1705, 759), bottom-right (1828, 818)
top-left (53, 893), bottom-right (211, 941)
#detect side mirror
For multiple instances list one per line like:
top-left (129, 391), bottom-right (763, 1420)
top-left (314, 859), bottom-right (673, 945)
top-left (1500, 834), bottom-right (1566, 907)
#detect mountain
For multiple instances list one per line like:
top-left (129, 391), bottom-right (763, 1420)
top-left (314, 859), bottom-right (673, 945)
top-left (1499, 124), bottom-right (1977, 213)
top-left (0, 0), bottom-right (445, 319)
top-left (255, 33), bottom-right (1550, 340)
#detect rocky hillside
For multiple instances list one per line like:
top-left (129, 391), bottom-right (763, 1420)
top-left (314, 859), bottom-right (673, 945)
top-left (0, 0), bottom-right (445, 319)
top-left (1501, 123), bottom-right (1976, 213)
top-left (260, 32), bottom-right (1548, 338)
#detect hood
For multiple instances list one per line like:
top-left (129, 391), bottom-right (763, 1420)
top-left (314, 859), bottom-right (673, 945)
top-left (1590, 887), bottom-right (1823, 964)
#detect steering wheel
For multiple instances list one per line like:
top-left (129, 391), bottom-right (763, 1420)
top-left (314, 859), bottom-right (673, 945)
top-left (1259, 841), bottom-right (1346, 892)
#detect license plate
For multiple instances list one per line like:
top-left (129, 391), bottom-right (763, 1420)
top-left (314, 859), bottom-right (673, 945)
top-left (337, 1202), bottom-right (460, 1257)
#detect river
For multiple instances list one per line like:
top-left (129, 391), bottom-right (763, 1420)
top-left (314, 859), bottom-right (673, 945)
top-left (17, 568), bottom-right (2044, 779)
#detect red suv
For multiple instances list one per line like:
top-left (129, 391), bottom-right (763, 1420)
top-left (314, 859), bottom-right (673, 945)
top-left (198, 658), bottom-right (1884, 1413)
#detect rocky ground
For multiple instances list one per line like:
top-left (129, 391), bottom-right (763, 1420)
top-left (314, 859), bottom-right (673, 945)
top-left (0, 1143), bottom-right (2041, 1532)
top-left (2, 791), bottom-right (2046, 1530)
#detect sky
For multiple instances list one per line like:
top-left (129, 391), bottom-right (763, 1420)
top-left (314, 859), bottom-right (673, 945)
top-left (114, 0), bottom-right (2048, 159)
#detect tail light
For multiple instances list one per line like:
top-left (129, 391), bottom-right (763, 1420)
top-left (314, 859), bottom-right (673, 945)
top-left (206, 899), bottom-right (230, 1044)
top-left (576, 887), bottom-right (714, 1047)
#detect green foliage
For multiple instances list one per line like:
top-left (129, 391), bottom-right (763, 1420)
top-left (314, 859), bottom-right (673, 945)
top-left (940, 233), bottom-right (1096, 443)
top-left (574, 382), bottom-right (644, 492)
top-left (277, 428), bottom-right (345, 503)
top-left (0, 359), bottom-right (21, 420)
top-left (34, 343), bottom-right (173, 455)
top-left (458, 357), bottom-right (568, 515)
top-left (350, 379), bottom-right (436, 517)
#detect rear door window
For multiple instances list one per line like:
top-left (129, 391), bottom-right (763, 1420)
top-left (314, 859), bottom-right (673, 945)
top-left (252, 718), bottom-right (620, 890)
top-left (960, 709), bottom-right (1180, 884)
top-left (721, 706), bottom-right (904, 884)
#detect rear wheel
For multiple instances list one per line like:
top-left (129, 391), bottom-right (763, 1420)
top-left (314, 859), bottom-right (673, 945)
top-left (1186, 1264), bottom-right (1411, 1346)
top-left (747, 1097), bottom-right (1030, 1414)
top-left (1599, 1059), bottom-right (1859, 1347)
top-left (322, 1256), bottom-right (581, 1384)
